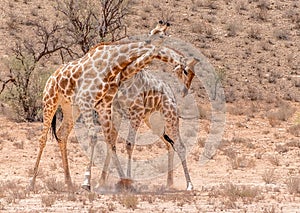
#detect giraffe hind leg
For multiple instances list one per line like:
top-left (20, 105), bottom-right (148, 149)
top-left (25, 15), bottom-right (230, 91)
top-left (28, 101), bottom-right (58, 191)
top-left (55, 101), bottom-right (79, 190)
top-left (161, 133), bottom-right (175, 189)
top-left (173, 138), bottom-right (193, 191)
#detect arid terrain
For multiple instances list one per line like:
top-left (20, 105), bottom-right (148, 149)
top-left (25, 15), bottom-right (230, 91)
top-left (0, 0), bottom-right (299, 212)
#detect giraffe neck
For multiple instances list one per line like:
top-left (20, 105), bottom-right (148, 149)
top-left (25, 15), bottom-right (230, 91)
top-left (96, 42), bottom-right (156, 83)
top-left (118, 46), bottom-right (186, 82)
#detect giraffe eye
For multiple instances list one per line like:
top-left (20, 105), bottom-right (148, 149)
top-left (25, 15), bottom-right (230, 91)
top-left (183, 70), bottom-right (188, 76)
top-left (166, 22), bottom-right (171, 27)
top-left (159, 20), bottom-right (163, 24)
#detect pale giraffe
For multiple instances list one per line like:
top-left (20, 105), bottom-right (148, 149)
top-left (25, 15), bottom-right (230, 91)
top-left (111, 66), bottom-right (196, 191)
top-left (28, 25), bottom-right (197, 191)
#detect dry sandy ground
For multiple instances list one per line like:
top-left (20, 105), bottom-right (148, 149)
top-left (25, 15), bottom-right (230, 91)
top-left (0, 101), bottom-right (300, 212)
top-left (0, 0), bottom-right (300, 212)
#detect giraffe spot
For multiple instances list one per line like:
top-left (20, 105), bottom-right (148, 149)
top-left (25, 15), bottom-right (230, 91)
top-left (72, 67), bottom-right (82, 79)
top-left (102, 53), bottom-right (108, 60)
top-left (129, 43), bottom-right (139, 50)
top-left (83, 69), bottom-right (97, 79)
top-left (66, 83), bottom-right (75, 96)
top-left (64, 70), bottom-right (71, 78)
top-left (94, 60), bottom-right (107, 71)
top-left (102, 121), bottom-right (110, 128)
top-left (120, 45), bottom-right (129, 54)
top-left (92, 51), bottom-right (102, 61)
top-left (83, 61), bottom-right (93, 71)
top-left (59, 78), bottom-right (68, 89)
top-left (104, 95), bottom-right (113, 103)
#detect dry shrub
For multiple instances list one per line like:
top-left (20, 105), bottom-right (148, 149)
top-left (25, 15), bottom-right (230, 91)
top-left (227, 105), bottom-right (248, 116)
top-left (120, 194), bottom-right (139, 210)
top-left (0, 180), bottom-right (28, 204)
top-left (230, 155), bottom-right (255, 169)
top-left (275, 144), bottom-right (288, 153)
top-left (274, 28), bottom-right (290, 40)
top-left (226, 21), bottom-right (240, 37)
top-left (44, 177), bottom-right (66, 193)
top-left (262, 169), bottom-right (276, 184)
top-left (266, 102), bottom-right (296, 126)
top-left (288, 124), bottom-right (300, 137)
top-left (248, 26), bottom-right (261, 40)
top-left (286, 139), bottom-right (300, 148)
top-left (268, 155), bottom-right (280, 166)
top-left (140, 194), bottom-right (156, 203)
top-left (286, 177), bottom-right (300, 194)
top-left (107, 202), bottom-right (117, 211)
top-left (221, 183), bottom-right (261, 204)
top-left (41, 194), bottom-right (56, 207)
top-left (13, 141), bottom-right (24, 149)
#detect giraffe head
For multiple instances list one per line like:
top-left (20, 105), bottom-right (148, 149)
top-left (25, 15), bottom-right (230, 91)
top-left (149, 20), bottom-right (171, 36)
top-left (175, 58), bottom-right (199, 97)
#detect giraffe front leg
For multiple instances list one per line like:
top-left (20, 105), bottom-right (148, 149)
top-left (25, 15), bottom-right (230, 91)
top-left (126, 117), bottom-right (142, 178)
top-left (80, 109), bottom-right (99, 191)
top-left (98, 110), bottom-right (126, 182)
top-left (82, 131), bottom-right (97, 191)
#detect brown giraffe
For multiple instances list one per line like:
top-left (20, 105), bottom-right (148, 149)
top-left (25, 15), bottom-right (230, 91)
top-left (81, 22), bottom-right (196, 191)
top-left (28, 24), bottom-right (197, 191)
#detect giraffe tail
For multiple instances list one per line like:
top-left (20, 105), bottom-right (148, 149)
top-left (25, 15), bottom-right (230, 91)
top-left (51, 112), bottom-right (59, 141)
top-left (163, 133), bottom-right (174, 149)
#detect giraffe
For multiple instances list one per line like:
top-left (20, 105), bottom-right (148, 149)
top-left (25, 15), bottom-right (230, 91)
top-left (81, 22), bottom-right (196, 191)
top-left (28, 25), bottom-right (197, 191)
top-left (111, 65), bottom-right (196, 191)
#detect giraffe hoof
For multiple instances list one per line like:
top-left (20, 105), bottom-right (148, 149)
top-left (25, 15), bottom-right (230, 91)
top-left (81, 184), bottom-right (91, 191)
top-left (186, 182), bottom-right (193, 191)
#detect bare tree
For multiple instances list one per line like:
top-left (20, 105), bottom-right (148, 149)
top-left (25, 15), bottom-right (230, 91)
top-left (55, 0), bottom-right (128, 54)
top-left (1, 0), bottom-right (129, 121)
top-left (1, 21), bottom-right (70, 121)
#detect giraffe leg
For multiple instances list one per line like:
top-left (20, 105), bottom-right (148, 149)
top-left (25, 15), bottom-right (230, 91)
top-left (161, 102), bottom-right (193, 190)
top-left (56, 102), bottom-right (79, 190)
top-left (97, 144), bottom-right (112, 186)
top-left (125, 99), bottom-right (144, 178)
top-left (174, 139), bottom-right (193, 190)
top-left (99, 111), bottom-right (125, 180)
top-left (81, 109), bottom-right (98, 191)
top-left (96, 88), bottom-right (126, 185)
top-left (28, 99), bottom-right (58, 191)
top-left (167, 143), bottom-right (175, 188)
top-left (126, 118), bottom-right (141, 178)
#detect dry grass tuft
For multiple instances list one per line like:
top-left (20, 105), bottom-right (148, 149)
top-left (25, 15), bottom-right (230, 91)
top-left (286, 177), bottom-right (300, 194)
top-left (288, 124), bottom-right (300, 137)
top-left (266, 102), bottom-right (296, 126)
top-left (44, 177), bottom-right (66, 193)
top-left (41, 194), bottom-right (57, 207)
top-left (262, 168), bottom-right (276, 184)
top-left (268, 155), bottom-right (280, 166)
top-left (211, 183), bottom-right (262, 206)
top-left (120, 194), bottom-right (139, 210)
